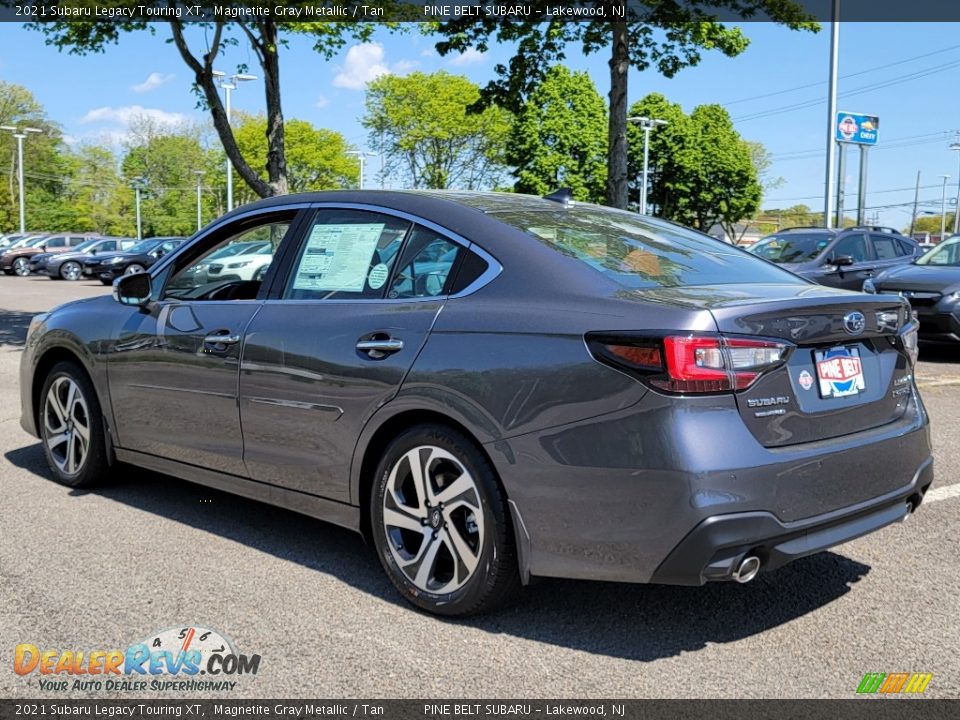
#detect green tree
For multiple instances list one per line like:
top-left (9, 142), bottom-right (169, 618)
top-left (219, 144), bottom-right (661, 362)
top-left (43, 143), bottom-right (129, 235)
top-left (121, 120), bottom-right (215, 237)
top-left (627, 94), bottom-right (761, 233)
top-left (363, 71), bottom-right (511, 190)
top-left (507, 65), bottom-right (607, 203)
top-left (229, 114), bottom-right (358, 207)
top-left (433, 5), bottom-right (817, 208)
top-left (28, 10), bottom-right (387, 199)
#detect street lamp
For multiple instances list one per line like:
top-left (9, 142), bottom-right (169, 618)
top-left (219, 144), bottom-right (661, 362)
top-left (347, 150), bottom-right (376, 190)
top-left (130, 176), bottom-right (147, 241)
top-left (0, 125), bottom-right (42, 233)
top-left (950, 143), bottom-right (960, 234)
top-left (213, 71), bottom-right (258, 211)
top-left (939, 174), bottom-right (951, 240)
top-left (628, 116), bottom-right (668, 215)
top-left (193, 170), bottom-right (205, 232)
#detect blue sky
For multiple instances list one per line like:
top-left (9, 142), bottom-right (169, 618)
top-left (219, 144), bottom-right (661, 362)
top-left (2, 21), bottom-right (959, 229)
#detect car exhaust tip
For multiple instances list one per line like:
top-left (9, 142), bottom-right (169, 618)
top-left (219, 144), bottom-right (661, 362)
top-left (732, 555), bottom-right (761, 584)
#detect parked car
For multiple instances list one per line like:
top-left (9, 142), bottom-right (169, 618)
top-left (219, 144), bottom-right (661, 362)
top-left (38, 237), bottom-right (137, 280)
top-left (864, 233), bottom-right (960, 341)
top-left (0, 235), bottom-right (52, 274)
top-left (1, 233), bottom-right (96, 276)
top-left (0, 233), bottom-right (44, 252)
top-left (20, 191), bottom-right (931, 616)
top-left (749, 226), bottom-right (921, 290)
top-left (168, 240), bottom-right (272, 291)
top-left (82, 237), bottom-right (184, 284)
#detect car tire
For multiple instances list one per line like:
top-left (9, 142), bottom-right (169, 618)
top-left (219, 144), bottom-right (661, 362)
top-left (59, 261), bottom-right (82, 281)
top-left (38, 362), bottom-right (111, 489)
top-left (371, 424), bottom-right (520, 616)
top-left (125, 264), bottom-right (145, 275)
top-left (12, 257), bottom-right (30, 276)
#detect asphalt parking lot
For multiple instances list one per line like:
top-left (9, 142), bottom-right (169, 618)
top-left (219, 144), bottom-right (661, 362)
top-left (1, 275), bottom-right (958, 699)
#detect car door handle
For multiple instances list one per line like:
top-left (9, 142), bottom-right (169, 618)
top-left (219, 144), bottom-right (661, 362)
top-left (203, 332), bottom-right (241, 346)
top-left (356, 338), bottom-right (403, 359)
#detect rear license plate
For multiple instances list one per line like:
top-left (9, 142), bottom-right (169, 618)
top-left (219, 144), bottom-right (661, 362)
top-left (814, 346), bottom-right (866, 398)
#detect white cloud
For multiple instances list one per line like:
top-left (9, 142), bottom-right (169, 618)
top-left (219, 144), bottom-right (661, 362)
top-left (448, 48), bottom-right (487, 67)
top-left (131, 72), bottom-right (174, 93)
top-left (332, 43), bottom-right (416, 90)
top-left (80, 105), bottom-right (188, 127)
top-left (315, 95), bottom-right (330, 109)
top-left (420, 47), bottom-right (437, 58)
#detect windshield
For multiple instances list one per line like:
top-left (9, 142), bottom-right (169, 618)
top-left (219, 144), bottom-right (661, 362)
top-left (749, 233), bottom-right (832, 263)
top-left (490, 206), bottom-right (803, 289)
top-left (125, 239), bottom-right (160, 254)
top-left (916, 237), bottom-right (960, 266)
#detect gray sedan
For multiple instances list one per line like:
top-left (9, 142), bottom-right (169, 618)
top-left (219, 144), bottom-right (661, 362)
top-left (19, 191), bottom-right (932, 616)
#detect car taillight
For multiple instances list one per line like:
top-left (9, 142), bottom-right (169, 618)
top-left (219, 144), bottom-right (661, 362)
top-left (588, 333), bottom-right (789, 394)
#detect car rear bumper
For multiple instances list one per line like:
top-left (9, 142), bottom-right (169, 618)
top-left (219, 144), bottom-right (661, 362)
top-left (650, 456), bottom-right (932, 585)
top-left (489, 389), bottom-right (931, 585)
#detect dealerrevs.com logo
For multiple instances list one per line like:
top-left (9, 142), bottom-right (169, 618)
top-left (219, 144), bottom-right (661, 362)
top-left (14, 626), bottom-right (261, 693)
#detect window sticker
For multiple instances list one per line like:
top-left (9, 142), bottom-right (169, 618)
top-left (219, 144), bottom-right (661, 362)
top-left (292, 223), bottom-right (385, 292)
top-left (367, 263), bottom-right (390, 289)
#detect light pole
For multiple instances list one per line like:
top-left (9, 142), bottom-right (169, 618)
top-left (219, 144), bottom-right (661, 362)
top-left (194, 170), bottom-right (205, 231)
top-left (628, 116), bottom-right (668, 215)
top-left (938, 174), bottom-right (951, 240)
top-left (823, 0), bottom-right (840, 228)
top-left (131, 176), bottom-right (147, 241)
top-left (0, 125), bottom-right (42, 233)
top-left (950, 143), bottom-right (960, 234)
top-left (347, 150), bottom-right (376, 190)
top-left (213, 71), bottom-right (258, 212)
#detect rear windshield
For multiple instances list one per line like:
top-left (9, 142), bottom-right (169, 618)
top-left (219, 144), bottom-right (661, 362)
top-left (750, 233), bottom-right (832, 263)
top-left (490, 207), bottom-right (803, 289)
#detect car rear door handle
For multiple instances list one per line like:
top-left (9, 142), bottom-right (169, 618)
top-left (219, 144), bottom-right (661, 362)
top-left (203, 332), bottom-right (241, 346)
top-left (356, 338), bottom-right (403, 359)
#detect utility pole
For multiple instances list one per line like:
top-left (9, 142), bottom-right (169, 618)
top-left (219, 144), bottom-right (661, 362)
top-left (0, 125), bottom-right (42, 233)
top-left (347, 150), bottom-right (375, 190)
top-left (131, 176), bottom-right (147, 241)
top-left (909, 170), bottom-right (921, 237)
top-left (628, 116), bottom-right (668, 215)
top-left (856, 146), bottom-right (869, 226)
top-left (824, 0), bottom-right (840, 228)
top-left (950, 142), bottom-right (960, 234)
top-left (939, 174), bottom-right (951, 240)
top-left (194, 170), bottom-right (205, 232)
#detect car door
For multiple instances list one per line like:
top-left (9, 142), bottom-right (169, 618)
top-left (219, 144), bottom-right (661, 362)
top-left (821, 232), bottom-right (874, 290)
top-left (107, 210), bottom-right (304, 475)
top-left (869, 233), bottom-right (909, 274)
top-left (238, 207), bottom-right (468, 502)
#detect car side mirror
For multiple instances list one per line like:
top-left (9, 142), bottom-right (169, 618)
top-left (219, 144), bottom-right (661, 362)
top-left (113, 272), bottom-right (152, 307)
top-left (832, 255), bottom-right (854, 267)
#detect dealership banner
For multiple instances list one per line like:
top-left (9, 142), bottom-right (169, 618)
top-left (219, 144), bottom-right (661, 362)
top-left (1, 701), bottom-right (959, 719)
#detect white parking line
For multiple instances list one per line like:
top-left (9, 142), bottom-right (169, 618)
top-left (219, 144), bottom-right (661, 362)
top-left (924, 483), bottom-right (960, 504)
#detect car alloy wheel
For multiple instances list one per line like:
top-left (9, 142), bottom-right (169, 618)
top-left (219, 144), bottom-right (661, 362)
top-left (60, 261), bottom-right (82, 281)
top-left (13, 257), bottom-right (30, 276)
top-left (125, 263), bottom-right (145, 275)
top-left (372, 425), bottom-right (520, 616)
top-left (39, 362), bottom-right (110, 488)
top-left (382, 445), bottom-right (485, 594)
top-left (43, 376), bottom-right (91, 476)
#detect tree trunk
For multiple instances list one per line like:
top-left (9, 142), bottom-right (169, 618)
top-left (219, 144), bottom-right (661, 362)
top-left (260, 22), bottom-right (289, 196)
top-left (606, 19), bottom-right (629, 209)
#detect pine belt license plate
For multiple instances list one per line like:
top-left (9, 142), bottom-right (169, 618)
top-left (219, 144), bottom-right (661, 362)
top-left (815, 346), bottom-right (866, 398)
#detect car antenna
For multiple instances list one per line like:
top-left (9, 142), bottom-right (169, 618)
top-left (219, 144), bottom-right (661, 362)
top-left (543, 188), bottom-right (575, 207)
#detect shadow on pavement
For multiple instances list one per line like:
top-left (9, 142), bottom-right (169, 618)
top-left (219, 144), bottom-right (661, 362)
top-left (5, 443), bottom-right (870, 662)
top-left (0, 309), bottom-right (34, 347)
top-left (918, 341), bottom-right (959, 366)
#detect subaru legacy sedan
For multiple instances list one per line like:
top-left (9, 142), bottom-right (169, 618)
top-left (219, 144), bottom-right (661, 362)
top-left (20, 191), bottom-right (932, 616)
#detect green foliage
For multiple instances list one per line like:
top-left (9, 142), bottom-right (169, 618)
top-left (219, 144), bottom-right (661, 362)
top-left (627, 94), bottom-right (762, 232)
top-left (507, 65), bottom-right (607, 203)
top-left (230, 114), bottom-right (358, 206)
top-left (363, 71), bottom-right (511, 190)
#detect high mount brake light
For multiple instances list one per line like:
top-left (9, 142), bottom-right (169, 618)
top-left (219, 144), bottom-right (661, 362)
top-left (590, 334), bottom-right (789, 394)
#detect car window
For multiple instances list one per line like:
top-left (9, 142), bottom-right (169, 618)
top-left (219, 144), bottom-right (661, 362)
top-left (163, 224), bottom-right (289, 300)
top-left (828, 234), bottom-right (869, 263)
top-left (871, 235), bottom-right (900, 260)
top-left (99, 241), bottom-right (117, 252)
top-left (68, 237), bottom-right (88, 247)
top-left (388, 227), bottom-right (462, 299)
top-left (284, 209), bottom-right (411, 300)
top-left (44, 237), bottom-right (66, 248)
top-left (749, 233), bottom-right (832, 263)
top-left (917, 237), bottom-right (960, 266)
top-left (492, 207), bottom-right (805, 289)
top-left (897, 238), bottom-right (917, 256)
